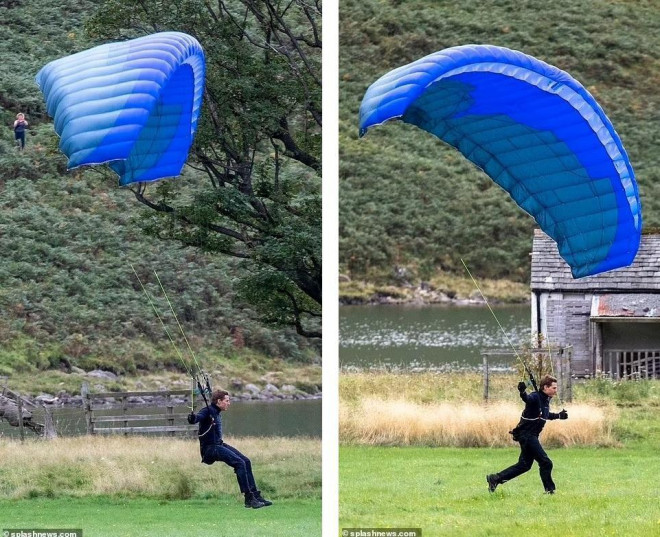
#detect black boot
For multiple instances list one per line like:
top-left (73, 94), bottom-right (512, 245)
top-left (254, 490), bottom-right (272, 507)
top-left (486, 474), bottom-right (500, 493)
top-left (244, 492), bottom-right (265, 509)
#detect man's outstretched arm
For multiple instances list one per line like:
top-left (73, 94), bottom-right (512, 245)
top-left (548, 409), bottom-right (568, 420)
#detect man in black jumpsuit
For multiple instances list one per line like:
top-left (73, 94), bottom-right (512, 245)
top-left (487, 375), bottom-right (568, 494)
top-left (188, 389), bottom-right (272, 508)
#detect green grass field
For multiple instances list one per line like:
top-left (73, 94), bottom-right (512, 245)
top-left (340, 445), bottom-right (660, 537)
top-left (0, 496), bottom-right (320, 537)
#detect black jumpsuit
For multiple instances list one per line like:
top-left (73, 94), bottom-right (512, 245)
top-left (496, 389), bottom-right (560, 492)
top-left (190, 404), bottom-right (258, 494)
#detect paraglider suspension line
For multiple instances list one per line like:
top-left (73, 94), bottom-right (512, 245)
top-left (461, 258), bottom-right (539, 393)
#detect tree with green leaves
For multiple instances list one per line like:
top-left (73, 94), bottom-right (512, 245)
top-left (85, 0), bottom-right (321, 337)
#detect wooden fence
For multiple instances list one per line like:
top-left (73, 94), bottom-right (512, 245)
top-left (481, 346), bottom-right (573, 401)
top-left (603, 349), bottom-right (660, 380)
top-left (82, 384), bottom-right (199, 436)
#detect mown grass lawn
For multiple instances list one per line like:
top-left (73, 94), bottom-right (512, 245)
top-left (340, 444), bottom-right (660, 537)
top-left (0, 496), bottom-right (321, 537)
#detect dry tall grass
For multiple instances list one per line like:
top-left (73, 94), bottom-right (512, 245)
top-left (0, 436), bottom-right (320, 500)
top-left (340, 398), bottom-right (618, 448)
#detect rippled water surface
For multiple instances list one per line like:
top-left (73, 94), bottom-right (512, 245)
top-left (340, 304), bottom-right (530, 369)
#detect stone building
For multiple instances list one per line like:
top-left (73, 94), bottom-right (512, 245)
top-left (531, 229), bottom-right (660, 379)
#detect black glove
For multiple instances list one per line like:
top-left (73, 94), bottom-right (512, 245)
top-left (517, 381), bottom-right (527, 393)
top-left (187, 412), bottom-right (196, 424)
top-left (559, 409), bottom-right (568, 420)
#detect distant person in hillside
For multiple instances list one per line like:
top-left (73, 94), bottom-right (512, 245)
top-left (188, 389), bottom-right (272, 509)
top-left (13, 113), bottom-right (28, 151)
top-left (486, 375), bottom-right (568, 494)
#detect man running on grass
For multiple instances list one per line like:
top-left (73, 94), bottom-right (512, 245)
top-left (487, 375), bottom-right (568, 494)
top-left (188, 389), bottom-right (272, 508)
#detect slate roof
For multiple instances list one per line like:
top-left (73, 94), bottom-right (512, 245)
top-left (531, 229), bottom-right (660, 291)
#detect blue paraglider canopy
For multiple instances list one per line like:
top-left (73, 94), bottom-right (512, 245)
top-left (359, 44), bottom-right (641, 278)
top-left (36, 32), bottom-right (205, 186)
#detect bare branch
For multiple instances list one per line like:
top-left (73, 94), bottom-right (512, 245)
top-left (259, 0), bottom-right (321, 86)
top-left (278, 289), bottom-right (321, 338)
top-left (274, 117), bottom-right (321, 171)
top-left (203, 0), bottom-right (220, 23)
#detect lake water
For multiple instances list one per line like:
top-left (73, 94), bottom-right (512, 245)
top-left (0, 398), bottom-right (321, 439)
top-left (340, 303), bottom-right (530, 370)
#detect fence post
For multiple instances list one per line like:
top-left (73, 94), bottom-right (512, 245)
top-left (555, 347), bottom-right (564, 403)
top-left (482, 352), bottom-right (489, 401)
top-left (167, 404), bottom-right (174, 436)
top-left (17, 394), bottom-right (25, 442)
top-left (565, 347), bottom-right (573, 402)
top-left (42, 404), bottom-right (57, 439)
top-left (122, 395), bottom-right (128, 436)
top-left (82, 382), bottom-right (94, 435)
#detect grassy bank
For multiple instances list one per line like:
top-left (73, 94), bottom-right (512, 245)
top-left (339, 0), bottom-right (660, 283)
top-left (339, 275), bottom-right (529, 304)
top-left (0, 436), bottom-right (320, 500)
top-left (3, 356), bottom-right (322, 399)
top-left (2, 0), bottom-right (321, 397)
